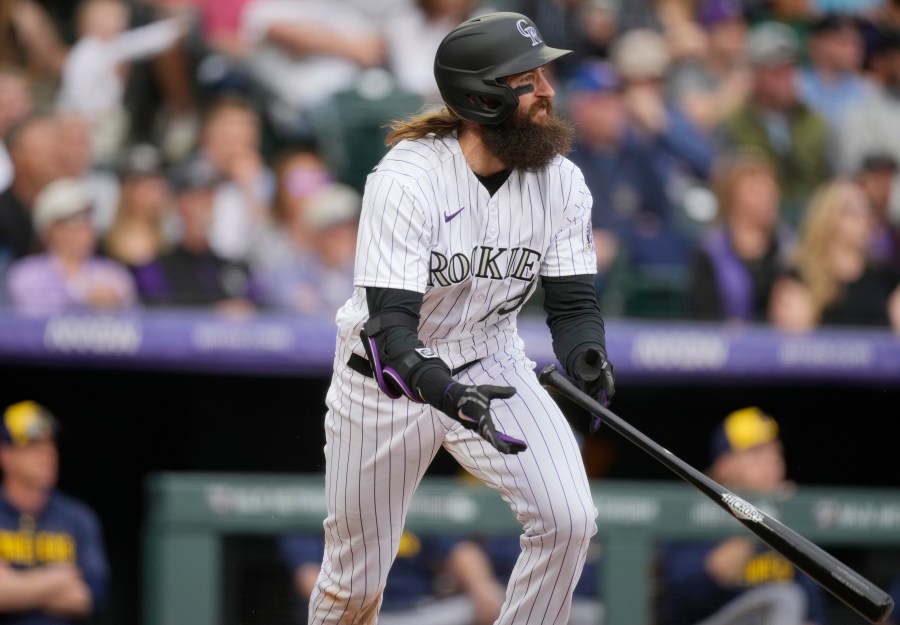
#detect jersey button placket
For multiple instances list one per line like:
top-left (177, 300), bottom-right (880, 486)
top-left (487, 200), bottom-right (499, 239)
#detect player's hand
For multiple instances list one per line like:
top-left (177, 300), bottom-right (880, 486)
top-left (447, 384), bottom-right (527, 455)
top-left (572, 347), bottom-right (616, 432)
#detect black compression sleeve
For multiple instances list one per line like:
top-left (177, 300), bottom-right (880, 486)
top-left (541, 275), bottom-right (608, 376)
top-left (366, 287), bottom-right (456, 409)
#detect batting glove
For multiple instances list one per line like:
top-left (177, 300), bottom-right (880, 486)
top-left (443, 384), bottom-right (527, 455)
top-left (572, 347), bottom-right (616, 432)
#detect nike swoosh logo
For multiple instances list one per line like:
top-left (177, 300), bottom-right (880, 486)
top-left (444, 207), bottom-right (465, 222)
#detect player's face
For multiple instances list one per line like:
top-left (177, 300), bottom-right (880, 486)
top-left (505, 67), bottom-right (556, 125)
top-left (480, 66), bottom-right (575, 171)
top-left (2, 439), bottom-right (59, 491)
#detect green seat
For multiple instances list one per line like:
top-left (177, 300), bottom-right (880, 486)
top-left (602, 246), bottom-right (691, 320)
top-left (308, 70), bottom-right (426, 193)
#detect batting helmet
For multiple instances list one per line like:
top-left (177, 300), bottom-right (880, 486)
top-left (434, 12), bottom-right (571, 126)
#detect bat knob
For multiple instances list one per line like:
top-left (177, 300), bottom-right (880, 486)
top-left (538, 364), bottom-right (558, 386)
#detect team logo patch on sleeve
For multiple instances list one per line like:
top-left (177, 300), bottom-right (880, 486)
top-left (586, 221), bottom-right (595, 252)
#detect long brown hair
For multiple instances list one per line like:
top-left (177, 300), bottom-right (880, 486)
top-left (385, 107), bottom-right (464, 146)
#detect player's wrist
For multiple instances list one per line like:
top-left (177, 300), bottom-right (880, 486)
top-left (410, 362), bottom-right (458, 413)
top-left (440, 381), bottom-right (468, 417)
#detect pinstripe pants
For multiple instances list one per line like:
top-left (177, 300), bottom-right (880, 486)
top-left (308, 343), bottom-right (598, 625)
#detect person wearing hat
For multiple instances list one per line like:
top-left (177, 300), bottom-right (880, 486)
top-left (0, 400), bottom-right (110, 623)
top-left (564, 52), bottom-right (714, 306)
top-left (797, 13), bottom-right (869, 130)
top-left (132, 157), bottom-right (263, 312)
top-left (5, 176), bottom-right (139, 316)
top-left (719, 21), bottom-right (832, 229)
top-left (836, 27), bottom-right (900, 222)
top-left (258, 181), bottom-right (360, 316)
top-left (655, 407), bottom-right (827, 625)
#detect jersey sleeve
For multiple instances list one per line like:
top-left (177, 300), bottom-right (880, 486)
top-left (354, 173), bottom-right (431, 293)
top-left (541, 168), bottom-right (597, 278)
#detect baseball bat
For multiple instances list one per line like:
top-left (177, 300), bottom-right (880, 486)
top-left (538, 364), bottom-right (894, 624)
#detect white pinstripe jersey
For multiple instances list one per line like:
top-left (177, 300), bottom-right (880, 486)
top-left (336, 133), bottom-right (597, 371)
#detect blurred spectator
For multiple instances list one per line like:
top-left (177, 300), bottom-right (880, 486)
top-left (188, 0), bottom-right (256, 98)
top-left (0, 400), bottom-right (110, 624)
top-left (260, 182), bottom-right (359, 317)
top-left (768, 178), bottom-right (900, 331)
top-left (193, 93), bottom-right (274, 267)
top-left (193, 0), bottom-right (254, 62)
top-left (718, 21), bottom-right (832, 228)
top-left (118, 0), bottom-right (201, 162)
top-left (835, 27), bottom-right (900, 219)
top-left (689, 152), bottom-right (794, 323)
top-left (564, 58), bottom-right (690, 299)
top-left (279, 531), bottom-right (504, 625)
top-left (99, 143), bottom-right (175, 272)
top-left (666, 0), bottom-right (752, 136)
top-left (564, 32), bottom-right (715, 306)
top-left (0, 113), bottom-right (65, 264)
top-left (6, 177), bottom-right (138, 316)
top-left (656, 406), bottom-right (828, 625)
top-left (611, 25), bottom-right (717, 206)
top-left (252, 143), bottom-right (336, 272)
top-left (239, 0), bottom-right (387, 142)
top-left (0, 66), bottom-right (35, 193)
top-left (856, 152), bottom-right (900, 272)
top-left (797, 12), bottom-right (871, 130)
top-left (133, 157), bottom-right (262, 312)
top-left (381, 0), bottom-right (486, 104)
top-left (53, 111), bottom-right (120, 235)
top-left (6, 0), bottom-right (69, 93)
top-left (747, 0), bottom-right (818, 60)
top-left (55, 0), bottom-right (187, 167)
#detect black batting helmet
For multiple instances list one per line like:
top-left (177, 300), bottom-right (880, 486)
top-left (434, 12), bottom-right (572, 126)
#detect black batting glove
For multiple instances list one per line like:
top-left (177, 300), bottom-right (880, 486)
top-left (572, 347), bottom-right (616, 432)
top-left (442, 383), bottom-right (527, 455)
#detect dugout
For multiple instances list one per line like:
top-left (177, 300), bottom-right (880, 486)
top-left (0, 309), bottom-right (898, 625)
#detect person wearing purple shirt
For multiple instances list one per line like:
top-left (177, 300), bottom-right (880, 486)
top-left (5, 177), bottom-right (138, 316)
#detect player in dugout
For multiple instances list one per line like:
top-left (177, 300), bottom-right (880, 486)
top-left (304, 11), bottom-right (616, 625)
top-left (656, 407), bottom-right (827, 625)
top-left (0, 400), bottom-right (110, 624)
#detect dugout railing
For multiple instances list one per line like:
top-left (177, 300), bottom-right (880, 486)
top-left (142, 473), bottom-right (900, 625)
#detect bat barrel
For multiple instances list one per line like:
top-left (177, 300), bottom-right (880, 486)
top-left (538, 364), bottom-right (896, 624)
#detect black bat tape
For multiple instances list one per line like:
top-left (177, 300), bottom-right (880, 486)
top-left (538, 364), bottom-right (895, 624)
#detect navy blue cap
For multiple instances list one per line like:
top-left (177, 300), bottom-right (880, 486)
top-left (567, 60), bottom-right (621, 94)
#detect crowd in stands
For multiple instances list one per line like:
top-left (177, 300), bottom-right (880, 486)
top-left (0, 0), bottom-right (899, 331)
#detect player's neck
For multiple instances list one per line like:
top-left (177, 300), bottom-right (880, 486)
top-left (459, 128), bottom-right (507, 176)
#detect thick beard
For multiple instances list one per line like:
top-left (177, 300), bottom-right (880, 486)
top-left (481, 100), bottom-right (575, 172)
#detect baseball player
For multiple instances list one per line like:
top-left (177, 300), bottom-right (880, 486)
top-left (308, 12), bottom-right (616, 625)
